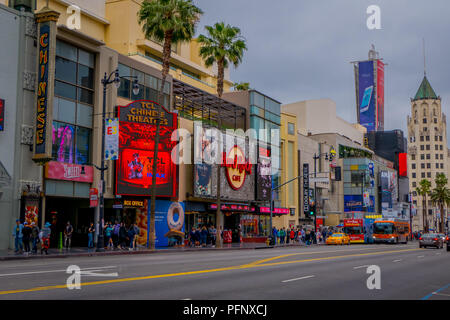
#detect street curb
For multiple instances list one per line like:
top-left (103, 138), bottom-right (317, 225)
top-left (0, 244), bottom-right (306, 261)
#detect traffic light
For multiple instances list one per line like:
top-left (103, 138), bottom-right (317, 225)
top-left (309, 205), bottom-right (316, 216)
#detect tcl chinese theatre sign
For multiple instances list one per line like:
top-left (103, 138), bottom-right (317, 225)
top-left (116, 100), bottom-right (178, 197)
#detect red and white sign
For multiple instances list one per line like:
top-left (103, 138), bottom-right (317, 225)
top-left (45, 161), bottom-right (93, 183)
top-left (259, 207), bottom-right (290, 215)
top-left (221, 145), bottom-right (252, 190)
top-left (89, 188), bottom-right (98, 207)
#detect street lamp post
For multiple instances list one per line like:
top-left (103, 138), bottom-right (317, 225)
top-left (96, 70), bottom-right (139, 252)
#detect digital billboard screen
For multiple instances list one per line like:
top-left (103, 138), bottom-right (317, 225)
top-left (358, 61), bottom-right (376, 132)
top-left (0, 99), bottom-right (4, 131)
top-left (116, 100), bottom-right (177, 197)
top-left (376, 60), bottom-right (385, 130)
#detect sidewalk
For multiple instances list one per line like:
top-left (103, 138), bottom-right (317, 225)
top-left (0, 242), bottom-right (313, 261)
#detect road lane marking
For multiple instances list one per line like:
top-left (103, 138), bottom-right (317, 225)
top-left (393, 259), bottom-right (402, 262)
top-left (241, 246), bottom-right (413, 267)
top-left (0, 248), bottom-right (421, 296)
top-left (436, 253), bottom-right (441, 255)
top-left (418, 255), bottom-right (425, 258)
top-left (282, 275), bottom-right (315, 283)
top-left (432, 292), bottom-right (450, 297)
top-left (353, 265), bottom-right (370, 269)
top-left (422, 283), bottom-right (450, 300)
top-left (0, 266), bottom-right (117, 277)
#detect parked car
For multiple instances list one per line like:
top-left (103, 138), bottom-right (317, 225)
top-left (446, 234), bottom-right (450, 252)
top-left (419, 233), bottom-right (444, 249)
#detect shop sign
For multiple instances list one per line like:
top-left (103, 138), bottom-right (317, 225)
top-left (209, 203), bottom-right (256, 212)
top-left (89, 188), bottom-right (98, 208)
top-left (123, 200), bottom-right (145, 208)
top-left (105, 118), bottom-right (119, 160)
top-left (117, 100), bottom-right (177, 197)
top-left (45, 161), bottom-right (93, 183)
top-left (259, 207), bottom-right (290, 215)
top-left (0, 99), bottom-right (4, 131)
top-left (221, 145), bottom-right (252, 190)
top-left (303, 164), bottom-right (309, 214)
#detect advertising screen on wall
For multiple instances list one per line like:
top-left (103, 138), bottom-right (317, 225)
top-left (376, 60), bottom-right (385, 130)
top-left (116, 100), bottom-right (177, 197)
top-left (358, 61), bottom-right (376, 132)
top-left (256, 144), bottom-right (271, 201)
top-left (398, 153), bottom-right (407, 177)
top-left (0, 99), bottom-right (4, 131)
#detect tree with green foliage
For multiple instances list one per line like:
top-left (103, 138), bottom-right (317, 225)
top-left (416, 179), bottom-right (431, 232)
top-left (430, 173), bottom-right (450, 233)
top-left (233, 82), bottom-right (250, 91)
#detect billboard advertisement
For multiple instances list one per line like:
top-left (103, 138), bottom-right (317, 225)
top-left (376, 60), bottom-right (385, 130)
top-left (398, 153), bottom-right (407, 177)
top-left (358, 61), bottom-right (376, 132)
top-left (193, 123), bottom-right (213, 197)
top-left (151, 201), bottom-right (185, 248)
top-left (344, 195), bottom-right (375, 213)
top-left (380, 170), bottom-right (398, 217)
top-left (116, 100), bottom-right (177, 197)
top-left (256, 145), bottom-right (272, 201)
top-left (105, 118), bottom-right (119, 161)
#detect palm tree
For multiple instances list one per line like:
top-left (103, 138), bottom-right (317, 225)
top-left (430, 173), bottom-right (450, 233)
top-left (198, 22), bottom-right (247, 247)
top-left (416, 179), bottom-right (431, 232)
top-left (233, 82), bottom-right (250, 91)
top-left (138, 0), bottom-right (203, 249)
top-left (198, 22), bottom-right (247, 98)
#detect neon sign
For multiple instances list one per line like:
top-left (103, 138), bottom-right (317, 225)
top-left (35, 25), bottom-right (49, 155)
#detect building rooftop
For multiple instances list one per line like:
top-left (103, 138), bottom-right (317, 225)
top-left (414, 76), bottom-right (438, 100)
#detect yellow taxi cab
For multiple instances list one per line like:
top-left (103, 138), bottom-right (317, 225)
top-left (326, 233), bottom-right (351, 245)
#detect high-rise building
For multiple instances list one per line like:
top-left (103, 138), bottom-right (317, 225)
top-left (407, 75), bottom-right (448, 231)
top-left (353, 45), bottom-right (385, 132)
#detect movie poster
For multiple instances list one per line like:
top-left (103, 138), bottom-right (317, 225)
top-left (116, 101), bottom-right (177, 197)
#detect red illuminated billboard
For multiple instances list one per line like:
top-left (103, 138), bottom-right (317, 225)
top-left (116, 100), bottom-right (177, 197)
top-left (399, 153), bottom-right (407, 177)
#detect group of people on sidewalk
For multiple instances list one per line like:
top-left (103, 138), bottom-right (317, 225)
top-left (187, 225), bottom-right (217, 248)
top-left (12, 219), bottom-right (52, 255)
top-left (102, 221), bottom-right (140, 251)
top-left (272, 226), bottom-right (334, 246)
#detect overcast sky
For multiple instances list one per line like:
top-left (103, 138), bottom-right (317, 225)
top-left (193, 0), bottom-right (450, 142)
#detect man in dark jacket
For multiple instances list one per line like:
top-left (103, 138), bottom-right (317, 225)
top-left (119, 222), bottom-right (127, 249)
top-left (22, 222), bottom-right (32, 254)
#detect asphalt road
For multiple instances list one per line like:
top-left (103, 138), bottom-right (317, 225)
top-left (0, 242), bottom-right (449, 300)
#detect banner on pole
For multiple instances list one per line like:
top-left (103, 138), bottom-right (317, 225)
top-left (105, 118), bottom-right (119, 160)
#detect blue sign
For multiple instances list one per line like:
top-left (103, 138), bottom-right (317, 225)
top-left (358, 61), bottom-right (376, 132)
top-left (150, 201), bottom-right (185, 247)
top-left (344, 195), bottom-right (375, 213)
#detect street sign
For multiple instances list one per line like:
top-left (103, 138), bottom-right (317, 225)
top-left (303, 164), bottom-right (309, 214)
top-left (310, 177), bottom-right (330, 184)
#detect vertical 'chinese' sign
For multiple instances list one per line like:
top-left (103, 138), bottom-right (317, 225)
top-left (35, 24), bottom-right (50, 156)
top-left (33, 9), bottom-right (60, 163)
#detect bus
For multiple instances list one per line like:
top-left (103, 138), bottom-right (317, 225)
top-left (372, 219), bottom-right (410, 244)
top-left (343, 219), bottom-right (365, 244)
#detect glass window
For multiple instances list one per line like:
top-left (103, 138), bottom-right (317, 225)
top-left (55, 81), bottom-right (77, 101)
top-left (288, 122), bottom-right (295, 135)
top-left (56, 41), bottom-right (77, 62)
top-left (52, 122), bottom-right (75, 164)
top-left (265, 111), bottom-right (281, 124)
top-left (145, 87), bottom-right (158, 102)
top-left (265, 97), bottom-right (280, 115)
top-left (78, 49), bottom-right (95, 68)
top-left (250, 92), bottom-right (264, 108)
top-left (145, 74), bottom-right (158, 90)
top-left (426, 154), bottom-right (430, 160)
top-left (55, 57), bottom-right (77, 84)
top-left (76, 103), bottom-right (93, 128)
top-left (54, 97), bottom-right (76, 124)
top-left (250, 105), bottom-right (264, 117)
top-left (78, 88), bottom-right (94, 105)
top-left (77, 64), bottom-right (94, 89)
top-left (76, 127), bottom-right (91, 165)
top-left (118, 78), bottom-right (130, 99)
top-left (133, 69), bottom-right (145, 85)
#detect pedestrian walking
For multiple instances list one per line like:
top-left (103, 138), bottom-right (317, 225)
top-left (189, 227), bottom-right (196, 247)
top-left (113, 221), bottom-right (120, 248)
top-left (195, 227), bottom-right (201, 247)
top-left (127, 224), bottom-right (137, 251)
top-left (290, 229), bottom-right (295, 244)
top-left (105, 223), bottom-right (114, 250)
top-left (64, 221), bottom-right (73, 250)
top-left (22, 222), bottom-right (32, 254)
top-left (119, 222), bottom-right (127, 249)
top-left (13, 219), bottom-right (24, 253)
top-left (31, 222), bottom-right (40, 254)
top-left (88, 222), bottom-right (95, 249)
top-left (201, 226), bottom-right (208, 247)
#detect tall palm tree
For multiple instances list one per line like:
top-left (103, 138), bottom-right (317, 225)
top-left (138, 0), bottom-right (203, 249)
top-left (416, 179), bottom-right (431, 232)
top-left (198, 22), bottom-right (247, 247)
top-left (430, 173), bottom-right (450, 233)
